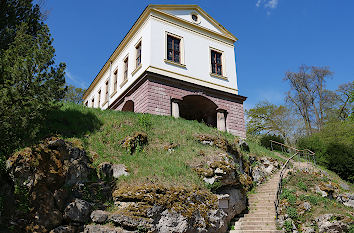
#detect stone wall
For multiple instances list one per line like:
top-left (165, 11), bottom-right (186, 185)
top-left (110, 72), bottom-right (246, 138)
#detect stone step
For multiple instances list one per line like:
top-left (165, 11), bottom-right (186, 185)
top-left (249, 206), bottom-right (276, 210)
top-left (230, 230), bottom-right (282, 233)
top-left (255, 189), bottom-right (278, 193)
top-left (239, 221), bottom-right (275, 226)
top-left (248, 196), bottom-right (275, 202)
top-left (234, 225), bottom-right (277, 230)
top-left (249, 205), bottom-right (276, 209)
top-left (248, 200), bottom-right (275, 204)
top-left (240, 217), bottom-right (275, 222)
top-left (256, 189), bottom-right (278, 193)
top-left (244, 213), bottom-right (276, 218)
top-left (248, 196), bottom-right (276, 200)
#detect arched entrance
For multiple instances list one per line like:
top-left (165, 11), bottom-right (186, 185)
top-left (122, 100), bottom-right (134, 112)
top-left (179, 95), bottom-right (218, 127)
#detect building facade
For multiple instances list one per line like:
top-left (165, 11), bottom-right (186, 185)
top-left (83, 5), bottom-right (247, 137)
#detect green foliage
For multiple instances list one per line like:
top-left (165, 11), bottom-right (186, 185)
top-left (205, 181), bottom-right (222, 192)
top-left (297, 181), bottom-right (308, 192)
top-left (280, 188), bottom-right (295, 200)
top-left (281, 188), bottom-right (297, 205)
top-left (14, 185), bottom-right (30, 213)
top-left (0, 0), bottom-right (66, 157)
top-left (297, 120), bottom-right (354, 182)
top-left (299, 194), bottom-right (319, 205)
top-left (245, 139), bottom-right (286, 162)
top-left (0, 155), bottom-right (6, 175)
top-left (246, 101), bottom-right (292, 141)
top-left (284, 220), bottom-right (293, 233)
top-left (260, 134), bottom-right (285, 151)
top-left (324, 142), bottom-right (354, 183)
top-left (349, 224), bottom-right (354, 233)
top-left (63, 85), bottom-right (85, 104)
top-left (138, 113), bottom-right (152, 132)
top-left (286, 207), bottom-right (298, 220)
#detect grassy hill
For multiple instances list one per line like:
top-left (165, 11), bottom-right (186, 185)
top-left (35, 103), bottom-right (286, 189)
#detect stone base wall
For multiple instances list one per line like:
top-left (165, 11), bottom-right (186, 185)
top-left (110, 72), bottom-right (246, 138)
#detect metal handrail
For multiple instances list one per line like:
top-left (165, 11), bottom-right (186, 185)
top-left (270, 140), bottom-right (316, 220)
top-left (274, 152), bottom-right (297, 219)
top-left (269, 140), bottom-right (315, 155)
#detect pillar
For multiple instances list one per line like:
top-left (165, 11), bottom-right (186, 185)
top-left (217, 109), bottom-right (227, 132)
top-left (171, 99), bottom-right (181, 118)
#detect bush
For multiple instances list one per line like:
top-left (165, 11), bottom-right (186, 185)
top-left (325, 142), bottom-right (354, 183)
top-left (286, 207), bottom-right (298, 220)
top-left (297, 120), bottom-right (354, 183)
top-left (260, 134), bottom-right (285, 151)
top-left (297, 181), bottom-right (308, 192)
top-left (284, 220), bottom-right (293, 233)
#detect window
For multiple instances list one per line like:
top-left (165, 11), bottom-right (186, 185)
top-left (211, 50), bottom-right (223, 76)
top-left (167, 35), bottom-right (181, 63)
top-left (91, 98), bottom-right (94, 108)
top-left (135, 42), bottom-right (141, 68)
top-left (85, 101), bottom-right (88, 107)
top-left (105, 81), bottom-right (109, 102)
top-left (123, 57), bottom-right (128, 81)
top-left (113, 69), bottom-right (118, 92)
top-left (98, 90), bottom-right (101, 107)
top-left (191, 14), bottom-right (198, 22)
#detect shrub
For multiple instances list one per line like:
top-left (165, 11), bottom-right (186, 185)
top-left (284, 220), bottom-right (293, 233)
top-left (286, 207), bottom-right (298, 220)
top-left (297, 120), bottom-right (354, 183)
top-left (324, 142), bottom-right (354, 183)
top-left (299, 194), bottom-right (319, 205)
top-left (260, 134), bottom-right (285, 151)
top-left (297, 181), bottom-right (308, 192)
top-left (138, 114), bottom-right (152, 131)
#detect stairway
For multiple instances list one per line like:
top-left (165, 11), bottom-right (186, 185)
top-left (229, 171), bottom-right (282, 233)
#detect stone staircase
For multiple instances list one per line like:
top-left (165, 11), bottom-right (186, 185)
top-left (229, 171), bottom-right (282, 233)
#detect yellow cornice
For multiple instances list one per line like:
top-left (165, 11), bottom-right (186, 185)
top-left (151, 5), bottom-right (238, 41)
top-left (147, 65), bottom-right (238, 92)
top-left (151, 9), bottom-right (236, 44)
top-left (83, 4), bottom-right (238, 100)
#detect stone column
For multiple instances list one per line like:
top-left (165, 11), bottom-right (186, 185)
top-left (171, 99), bottom-right (181, 118)
top-left (217, 109), bottom-right (227, 132)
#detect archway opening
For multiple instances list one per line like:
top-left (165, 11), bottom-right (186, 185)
top-left (122, 100), bottom-right (134, 112)
top-left (179, 95), bottom-right (217, 127)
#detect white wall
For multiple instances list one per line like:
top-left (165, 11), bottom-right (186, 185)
top-left (84, 19), bottom-right (152, 109)
top-left (162, 9), bottom-right (223, 34)
top-left (84, 8), bottom-right (239, 109)
top-left (149, 13), bottom-right (238, 94)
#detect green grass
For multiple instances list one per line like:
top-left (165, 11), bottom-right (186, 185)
top-left (282, 169), bottom-right (353, 229)
top-left (42, 103), bottom-right (240, 188)
top-left (246, 140), bottom-right (286, 162)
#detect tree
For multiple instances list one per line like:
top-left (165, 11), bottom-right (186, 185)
top-left (246, 101), bottom-right (293, 142)
top-left (0, 1), bottom-right (66, 156)
top-left (284, 65), bottom-right (337, 134)
top-left (336, 81), bottom-right (354, 120)
top-left (63, 85), bottom-right (85, 104)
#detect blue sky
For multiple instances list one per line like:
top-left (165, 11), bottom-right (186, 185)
top-left (43, 0), bottom-right (354, 109)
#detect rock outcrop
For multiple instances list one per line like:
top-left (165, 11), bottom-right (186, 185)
top-left (3, 137), bottom-right (108, 232)
top-left (249, 156), bottom-right (280, 185)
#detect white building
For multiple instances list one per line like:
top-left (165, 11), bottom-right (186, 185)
top-left (83, 5), bottom-right (247, 137)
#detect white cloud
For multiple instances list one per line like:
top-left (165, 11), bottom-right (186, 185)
top-left (265, 0), bottom-right (279, 9)
top-left (256, 0), bottom-right (280, 13)
top-left (65, 70), bottom-right (88, 89)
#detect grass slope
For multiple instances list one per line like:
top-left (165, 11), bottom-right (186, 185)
top-left (42, 103), bottom-right (282, 189)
